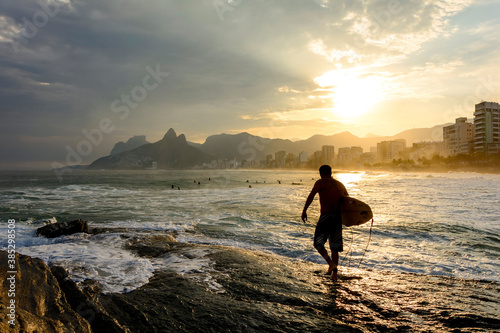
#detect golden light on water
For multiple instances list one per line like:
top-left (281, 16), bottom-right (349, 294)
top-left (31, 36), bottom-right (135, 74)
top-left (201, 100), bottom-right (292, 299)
top-left (314, 69), bottom-right (386, 119)
top-left (335, 172), bottom-right (364, 188)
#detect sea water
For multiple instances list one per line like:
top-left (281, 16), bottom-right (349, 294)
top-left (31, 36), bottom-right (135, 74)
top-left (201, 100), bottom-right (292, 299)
top-left (0, 169), bottom-right (499, 293)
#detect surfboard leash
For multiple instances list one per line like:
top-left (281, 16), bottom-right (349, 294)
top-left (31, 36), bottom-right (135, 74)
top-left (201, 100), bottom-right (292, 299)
top-left (356, 217), bottom-right (374, 269)
top-left (340, 226), bottom-right (355, 268)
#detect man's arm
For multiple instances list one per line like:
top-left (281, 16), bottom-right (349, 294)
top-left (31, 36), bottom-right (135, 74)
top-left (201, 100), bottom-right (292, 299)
top-left (340, 182), bottom-right (348, 196)
top-left (302, 182), bottom-right (320, 223)
top-left (336, 180), bottom-right (348, 196)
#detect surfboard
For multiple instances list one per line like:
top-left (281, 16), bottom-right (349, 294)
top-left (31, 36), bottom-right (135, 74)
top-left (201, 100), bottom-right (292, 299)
top-left (340, 196), bottom-right (373, 226)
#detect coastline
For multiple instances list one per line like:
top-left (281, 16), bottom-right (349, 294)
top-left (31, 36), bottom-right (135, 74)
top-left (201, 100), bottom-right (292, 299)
top-left (3, 163), bottom-right (500, 178)
top-left (2, 231), bottom-right (499, 333)
top-left (335, 165), bottom-right (500, 175)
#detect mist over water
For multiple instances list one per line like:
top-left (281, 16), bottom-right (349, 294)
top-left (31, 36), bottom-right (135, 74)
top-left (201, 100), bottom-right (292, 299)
top-left (0, 169), bottom-right (499, 293)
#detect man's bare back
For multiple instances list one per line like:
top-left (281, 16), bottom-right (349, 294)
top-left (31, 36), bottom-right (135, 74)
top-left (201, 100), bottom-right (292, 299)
top-left (301, 165), bottom-right (349, 281)
top-left (302, 177), bottom-right (348, 219)
top-left (316, 177), bottom-right (348, 214)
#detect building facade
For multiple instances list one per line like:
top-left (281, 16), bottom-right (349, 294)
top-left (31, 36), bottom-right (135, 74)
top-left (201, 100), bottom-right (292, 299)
top-left (443, 117), bottom-right (474, 156)
top-left (410, 141), bottom-right (444, 160)
top-left (275, 151), bottom-right (286, 167)
top-left (337, 146), bottom-right (363, 166)
top-left (474, 101), bottom-right (500, 154)
top-left (321, 145), bottom-right (335, 165)
top-left (377, 140), bottom-right (406, 163)
top-left (299, 151), bottom-right (308, 163)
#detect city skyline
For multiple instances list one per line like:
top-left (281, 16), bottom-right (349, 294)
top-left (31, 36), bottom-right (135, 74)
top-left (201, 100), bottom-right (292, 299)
top-left (1, 0), bottom-right (500, 169)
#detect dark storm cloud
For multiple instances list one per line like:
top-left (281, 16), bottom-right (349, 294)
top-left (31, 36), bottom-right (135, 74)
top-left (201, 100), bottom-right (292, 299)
top-left (0, 0), bottom-right (343, 141)
top-left (1, 0), bottom-right (495, 168)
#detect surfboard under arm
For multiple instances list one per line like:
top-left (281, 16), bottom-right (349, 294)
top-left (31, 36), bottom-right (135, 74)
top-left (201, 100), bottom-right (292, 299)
top-left (340, 196), bottom-right (373, 226)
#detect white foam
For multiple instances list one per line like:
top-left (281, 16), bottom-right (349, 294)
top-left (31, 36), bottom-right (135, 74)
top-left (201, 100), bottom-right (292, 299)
top-left (0, 222), bottom-right (155, 294)
top-left (152, 247), bottom-right (226, 294)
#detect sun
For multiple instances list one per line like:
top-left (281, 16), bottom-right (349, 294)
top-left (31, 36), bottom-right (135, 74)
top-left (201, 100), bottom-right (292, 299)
top-left (314, 69), bottom-right (386, 119)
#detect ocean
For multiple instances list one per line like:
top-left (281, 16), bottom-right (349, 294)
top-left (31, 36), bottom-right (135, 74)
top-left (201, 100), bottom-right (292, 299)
top-left (0, 169), bottom-right (499, 295)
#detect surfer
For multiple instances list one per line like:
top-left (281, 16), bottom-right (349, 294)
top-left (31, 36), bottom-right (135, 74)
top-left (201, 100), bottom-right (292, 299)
top-left (301, 165), bottom-right (348, 281)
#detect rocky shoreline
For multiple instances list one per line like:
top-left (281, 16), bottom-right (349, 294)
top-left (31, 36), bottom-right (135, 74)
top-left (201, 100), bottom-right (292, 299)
top-left (1, 225), bottom-right (499, 332)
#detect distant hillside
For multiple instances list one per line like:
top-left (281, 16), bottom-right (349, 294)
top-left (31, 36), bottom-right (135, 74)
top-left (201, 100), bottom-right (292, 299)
top-left (89, 129), bottom-right (213, 169)
top-left (196, 124), bottom-right (449, 162)
top-left (96, 123), bottom-right (450, 168)
top-left (199, 132), bottom-right (295, 161)
top-left (388, 124), bottom-right (447, 145)
top-left (110, 135), bottom-right (149, 155)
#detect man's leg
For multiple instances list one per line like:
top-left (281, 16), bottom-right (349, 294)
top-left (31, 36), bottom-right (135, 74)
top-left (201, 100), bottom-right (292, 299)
top-left (314, 214), bottom-right (338, 275)
top-left (317, 248), bottom-right (334, 269)
top-left (314, 224), bottom-right (335, 272)
top-left (329, 214), bottom-right (343, 281)
top-left (330, 251), bottom-right (339, 281)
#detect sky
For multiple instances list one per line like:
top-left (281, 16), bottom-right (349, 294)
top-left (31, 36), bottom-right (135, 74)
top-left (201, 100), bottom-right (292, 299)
top-left (1, 0), bottom-right (499, 169)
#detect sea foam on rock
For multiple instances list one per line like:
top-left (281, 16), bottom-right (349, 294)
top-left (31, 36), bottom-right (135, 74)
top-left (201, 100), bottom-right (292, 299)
top-left (36, 219), bottom-right (89, 238)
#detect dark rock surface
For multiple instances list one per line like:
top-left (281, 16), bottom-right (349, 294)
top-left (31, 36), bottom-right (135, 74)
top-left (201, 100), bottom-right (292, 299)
top-left (36, 219), bottom-right (89, 238)
top-left (114, 237), bottom-right (500, 333)
top-left (0, 251), bottom-right (92, 333)
top-left (50, 265), bottom-right (129, 333)
top-left (103, 241), bottom-right (359, 333)
top-left (2, 232), bottom-right (499, 333)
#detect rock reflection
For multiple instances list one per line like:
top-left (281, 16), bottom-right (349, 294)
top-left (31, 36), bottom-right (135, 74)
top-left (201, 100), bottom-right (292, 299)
top-left (328, 268), bottom-right (500, 332)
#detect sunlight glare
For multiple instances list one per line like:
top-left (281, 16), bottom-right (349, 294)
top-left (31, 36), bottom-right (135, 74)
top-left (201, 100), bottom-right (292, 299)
top-left (315, 70), bottom-right (386, 119)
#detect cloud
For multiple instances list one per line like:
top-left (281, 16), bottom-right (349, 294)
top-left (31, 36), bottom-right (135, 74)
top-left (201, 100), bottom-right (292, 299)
top-left (0, 0), bottom-right (497, 169)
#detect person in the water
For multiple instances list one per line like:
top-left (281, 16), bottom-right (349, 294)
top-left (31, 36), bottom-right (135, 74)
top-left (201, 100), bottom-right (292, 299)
top-left (302, 165), bottom-right (348, 281)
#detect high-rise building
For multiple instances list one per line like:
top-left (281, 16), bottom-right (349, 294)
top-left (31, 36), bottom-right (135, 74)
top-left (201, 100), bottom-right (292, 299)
top-left (299, 151), bottom-right (308, 163)
top-left (275, 151), bottom-right (286, 167)
top-left (474, 101), bottom-right (500, 154)
top-left (321, 145), bottom-right (335, 165)
top-left (312, 150), bottom-right (323, 166)
top-left (337, 146), bottom-right (363, 166)
top-left (337, 147), bottom-right (351, 164)
top-left (443, 117), bottom-right (474, 156)
top-left (410, 141), bottom-right (444, 160)
top-left (265, 154), bottom-right (273, 167)
top-left (377, 140), bottom-right (406, 162)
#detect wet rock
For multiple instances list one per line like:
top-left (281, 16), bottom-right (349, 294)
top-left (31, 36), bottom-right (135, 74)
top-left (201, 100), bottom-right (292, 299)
top-left (5, 235), bottom-right (498, 333)
top-left (441, 313), bottom-right (500, 330)
top-left (125, 234), bottom-right (176, 257)
top-left (50, 266), bottom-right (129, 333)
top-left (36, 219), bottom-right (89, 238)
top-left (97, 242), bottom-right (360, 333)
top-left (0, 251), bottom-right (91, 333)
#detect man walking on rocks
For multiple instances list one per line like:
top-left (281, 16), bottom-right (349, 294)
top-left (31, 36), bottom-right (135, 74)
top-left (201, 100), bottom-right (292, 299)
top-left (302, 165), bottom-right (348, 281)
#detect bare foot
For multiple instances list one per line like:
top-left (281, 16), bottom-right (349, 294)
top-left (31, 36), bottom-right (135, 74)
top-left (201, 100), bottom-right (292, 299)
top-left (330, 268), bottom-right (338, 281)
top-left (326, 264), bottom-right (337, 275)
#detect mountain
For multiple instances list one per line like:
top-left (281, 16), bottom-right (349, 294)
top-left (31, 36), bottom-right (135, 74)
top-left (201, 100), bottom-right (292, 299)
top-left (199, 132), bottom-right (295, 161)
top-left (92, 123), bottom-right (450, 169)
top-left (196, 124), bottom-right (450, 162)
top-left (387, 124), bottom-right (448, 145)
top-left (110, 135), bottom-right (149, 155)
top-left (88, 129), bottom-right (213, 169)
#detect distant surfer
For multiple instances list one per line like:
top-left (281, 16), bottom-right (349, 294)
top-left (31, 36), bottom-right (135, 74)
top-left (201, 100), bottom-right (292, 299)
top-left (302, 165), bottom-right (348, 281)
